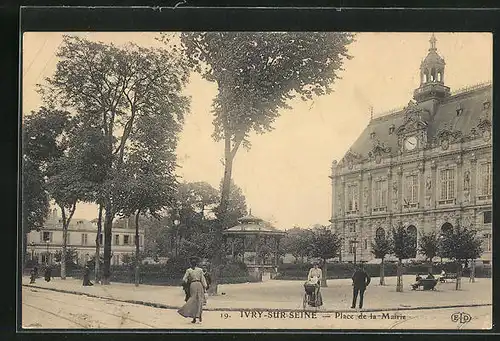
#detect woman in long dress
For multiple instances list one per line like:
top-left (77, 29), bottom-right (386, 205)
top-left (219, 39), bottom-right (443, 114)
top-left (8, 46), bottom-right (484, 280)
top-left (306, 262), bottom-right (323, 307)
top-left (178, 257), bottom-right (207, 323)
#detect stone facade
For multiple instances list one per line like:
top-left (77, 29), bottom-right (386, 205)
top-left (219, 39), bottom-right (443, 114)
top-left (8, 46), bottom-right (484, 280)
top-left (330, 35), bottom-right (492, 264)
top-left (26, 208), bottom-right (145, 266)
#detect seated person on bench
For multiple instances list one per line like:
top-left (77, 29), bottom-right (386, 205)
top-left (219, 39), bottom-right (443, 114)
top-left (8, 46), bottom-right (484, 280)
top-left (411, 273), bottom-right (423, 290)
top-left (439, 270), bottom-right (446, 282)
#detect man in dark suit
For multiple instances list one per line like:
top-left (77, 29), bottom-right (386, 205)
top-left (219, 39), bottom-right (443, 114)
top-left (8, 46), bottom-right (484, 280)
top-left (351, 264), bottom-right (371, 309)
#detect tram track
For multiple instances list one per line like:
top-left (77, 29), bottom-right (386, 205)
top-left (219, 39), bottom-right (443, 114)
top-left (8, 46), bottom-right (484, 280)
top-left (24, 287), bottom-right (158, 328)
top-left (23, 302), bottom-right (89, 328)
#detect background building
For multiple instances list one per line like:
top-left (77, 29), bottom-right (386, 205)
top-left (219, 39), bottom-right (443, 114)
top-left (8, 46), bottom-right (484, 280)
top-left (26, 208), bottom-right (145, 266)
top-left (330, 35), bottom-right (492, 264)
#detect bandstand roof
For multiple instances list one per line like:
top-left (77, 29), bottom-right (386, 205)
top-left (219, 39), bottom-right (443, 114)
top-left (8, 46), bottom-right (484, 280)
top-left (222, 213), bottom-right (286, 237)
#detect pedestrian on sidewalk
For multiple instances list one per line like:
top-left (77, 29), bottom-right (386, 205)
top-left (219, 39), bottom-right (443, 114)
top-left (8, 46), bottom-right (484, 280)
top-left (29, 266), bottom-right (37, 284)
top-left (44, 265), bottom-right (52, 282)
top-left (83, 264), bottom-right (94, 286)
top-left (351, 264), bottom-right (370, 309)
top-left (178, 257), bottom-right (207, 324)
top-left (202, 265), bottom-right (211, 306)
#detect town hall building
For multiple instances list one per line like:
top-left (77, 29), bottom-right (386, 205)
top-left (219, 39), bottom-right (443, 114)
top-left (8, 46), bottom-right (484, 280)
top-left (330, 34), bottom-right (492, 264)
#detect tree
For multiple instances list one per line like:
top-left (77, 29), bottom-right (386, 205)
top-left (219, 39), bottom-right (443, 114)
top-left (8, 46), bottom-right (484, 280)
top-left (43, 111), bottom-right (103, 280)
top-left (371, 231), bottom-right (392, 285)
top-left (41, 35), bottom-right (190, 284)
top-left (143, 216), bottom-right (172, 258)
top-left (45, 154), bottom-right (84, 280)
top-left (308, 226), bottom-right (341, 287)
top-left (67, 124), bottom-right (109, 283)
top-left (22, 107), bottom-right (69, 266)
top-left (178, 32), bottom-right (354, 293)
top-left (418, 231), bottom-right (439, 272)
top-left (391, 223), bottom-right (417, 292)
top-left (114, 111), bottom-right (180, 286)
top-left (214, 179), bottom-right (248, 229)
top-left (54, 248), bottom-right (79, 272)
top-left (439, 222), bottom-right (482, 290)
top-left (281, 227), bottom-right (312, 263)
top-left (178, 232), bottom-right (218, 260)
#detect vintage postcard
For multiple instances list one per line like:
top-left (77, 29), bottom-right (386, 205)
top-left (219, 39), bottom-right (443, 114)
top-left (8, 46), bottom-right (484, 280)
top-left (20, 29), bottom-right (492, 330)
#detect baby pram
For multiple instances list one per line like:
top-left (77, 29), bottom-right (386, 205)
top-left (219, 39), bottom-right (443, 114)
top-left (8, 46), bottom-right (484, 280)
top-left (303, 282), bottom-right (321, 309)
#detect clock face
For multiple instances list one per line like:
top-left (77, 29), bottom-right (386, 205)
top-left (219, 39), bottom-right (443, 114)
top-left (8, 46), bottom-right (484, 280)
top-left (404, 136), bottom-right (418, 151)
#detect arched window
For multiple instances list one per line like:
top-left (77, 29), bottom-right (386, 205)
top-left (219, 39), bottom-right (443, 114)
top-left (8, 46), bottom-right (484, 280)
top-left (376, 227), bottom-right (385, 240)
top-left (441, 222), bottom-right (453, 235)
top-left (437, 71), bottom-right (442, 82)
top-left (407, 225), bottom-right (418, 256)
top-left (430, 68), bottom-right (436, 82)
top-left (423, 71), bottom-right (428, 83)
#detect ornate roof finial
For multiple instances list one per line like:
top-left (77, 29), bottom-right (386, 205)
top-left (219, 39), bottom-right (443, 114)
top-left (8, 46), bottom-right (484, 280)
top-left (249, 208), bottom-right (252, 216)
top-left (369, 106), bottom-right (374, 121)
top-left (429, 33), bottom-right (437, 51)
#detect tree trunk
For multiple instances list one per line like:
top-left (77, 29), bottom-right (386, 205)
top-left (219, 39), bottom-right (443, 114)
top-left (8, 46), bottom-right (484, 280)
top-left (396, 259), bottom-right (403, 292)
top-left (101, 203), bottom-right (114, 285)
top-left (209, 133), bottom-right (235, 295)
top-left (470, 259), bottom-right (476, 283)
top-left (380, 258), bottom-right (385, 285)
top-left (456, 261), bottom-right (462, 290)
top-left (23, 233), bottom-right (27, 270)
top-left (94, 204), bottom-right (103, 283)
top-left (61, 225), bottom-right (68, 279)
top-left (134, 210), bottom-right (141, 287)
top-left (427, 259), bottom-right (433, 273)
top-left (321, 258), bottom-right (328, 287)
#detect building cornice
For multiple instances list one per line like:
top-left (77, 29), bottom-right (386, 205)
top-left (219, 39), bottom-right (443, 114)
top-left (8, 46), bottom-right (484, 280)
top-left (335, 144), bottom-right (490, 177)
top-left (332, 202), bottom-right (491, 223)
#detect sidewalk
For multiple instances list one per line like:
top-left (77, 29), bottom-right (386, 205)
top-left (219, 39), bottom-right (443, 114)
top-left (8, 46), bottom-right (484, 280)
top-left (21, 275), bottom-right (492, 313)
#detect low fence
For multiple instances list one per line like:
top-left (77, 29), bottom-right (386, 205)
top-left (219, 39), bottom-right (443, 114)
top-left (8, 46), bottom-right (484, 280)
top-left (23, 261), bottom-right (491, 284)
top-left (275, 262), bottom-right (491, 280)
top-left (70, 269), bottom-right (260, 286)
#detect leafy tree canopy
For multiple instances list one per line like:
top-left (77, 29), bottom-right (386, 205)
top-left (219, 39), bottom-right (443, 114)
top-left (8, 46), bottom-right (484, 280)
top-left (391, 223), bottom-right (417, 261)
top-left (418, 231), bottom-right (439, 262)
top-left (439, 223), bottom-right (483, 261)
top-left (180, 32), bottom-right (354, 149)
top-left (308, 226), bottom-right (341, 261)
top-left (371, 233), bottom-right (392, 259)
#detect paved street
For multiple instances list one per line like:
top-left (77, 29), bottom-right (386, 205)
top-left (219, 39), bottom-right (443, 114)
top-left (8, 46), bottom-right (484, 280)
top-left (22, 286), bottom-right (491, 329)
top-left (22, 275), bottom-right (492, 311)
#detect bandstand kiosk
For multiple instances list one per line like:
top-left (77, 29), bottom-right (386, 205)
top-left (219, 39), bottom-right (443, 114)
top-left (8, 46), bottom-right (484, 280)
top-left (222, 212), bottom-right (286, 281)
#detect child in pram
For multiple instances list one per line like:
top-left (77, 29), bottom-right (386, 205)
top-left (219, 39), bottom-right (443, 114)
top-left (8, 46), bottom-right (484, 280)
top-left (303, 262), bottom-right (323, 307)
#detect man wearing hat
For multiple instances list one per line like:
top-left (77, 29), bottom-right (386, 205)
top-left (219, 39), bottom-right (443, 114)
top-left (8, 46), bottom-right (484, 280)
top-left (351, 264), bottom-right (371, 309)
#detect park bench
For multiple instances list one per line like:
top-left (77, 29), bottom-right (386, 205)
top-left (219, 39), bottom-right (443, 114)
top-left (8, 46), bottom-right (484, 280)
top-left (411, 278), bottom-right (438, 291)
top-left (439, 273), bottom-right (457, 283)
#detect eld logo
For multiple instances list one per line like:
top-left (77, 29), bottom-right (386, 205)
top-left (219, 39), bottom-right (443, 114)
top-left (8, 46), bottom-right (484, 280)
top-left (451, 312), bottom-right (472, 324)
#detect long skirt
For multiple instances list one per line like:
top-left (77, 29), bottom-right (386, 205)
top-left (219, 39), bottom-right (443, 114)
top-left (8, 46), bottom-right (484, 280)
top-left (315, 290), bottom-right (323, 307)
top-left (178, 282), bottom-right (204, 318)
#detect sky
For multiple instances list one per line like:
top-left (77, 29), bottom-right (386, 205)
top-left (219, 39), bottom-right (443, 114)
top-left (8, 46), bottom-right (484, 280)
top-left (22, 32), bottom-right (492, 229)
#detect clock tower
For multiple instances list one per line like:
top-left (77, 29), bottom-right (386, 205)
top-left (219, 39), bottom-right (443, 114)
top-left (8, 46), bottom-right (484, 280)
top-left (413, 34), bottom-right (451, 103)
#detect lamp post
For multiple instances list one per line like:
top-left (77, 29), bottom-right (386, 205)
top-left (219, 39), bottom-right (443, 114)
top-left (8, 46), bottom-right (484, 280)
top-left (173, 219), bottom-right (180, 256)
top-left (45, 240), bottom-right (50, 265)
top-left (29, 242), bottom-right (36, 262)
top-left (439, 234), bottom-right (444, 264)
top-left (351, 239), bottom-right (359, 265)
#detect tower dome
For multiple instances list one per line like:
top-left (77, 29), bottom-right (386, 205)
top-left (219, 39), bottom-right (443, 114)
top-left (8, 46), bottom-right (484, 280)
top-left (413, 34), bottom-right (451, 102)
